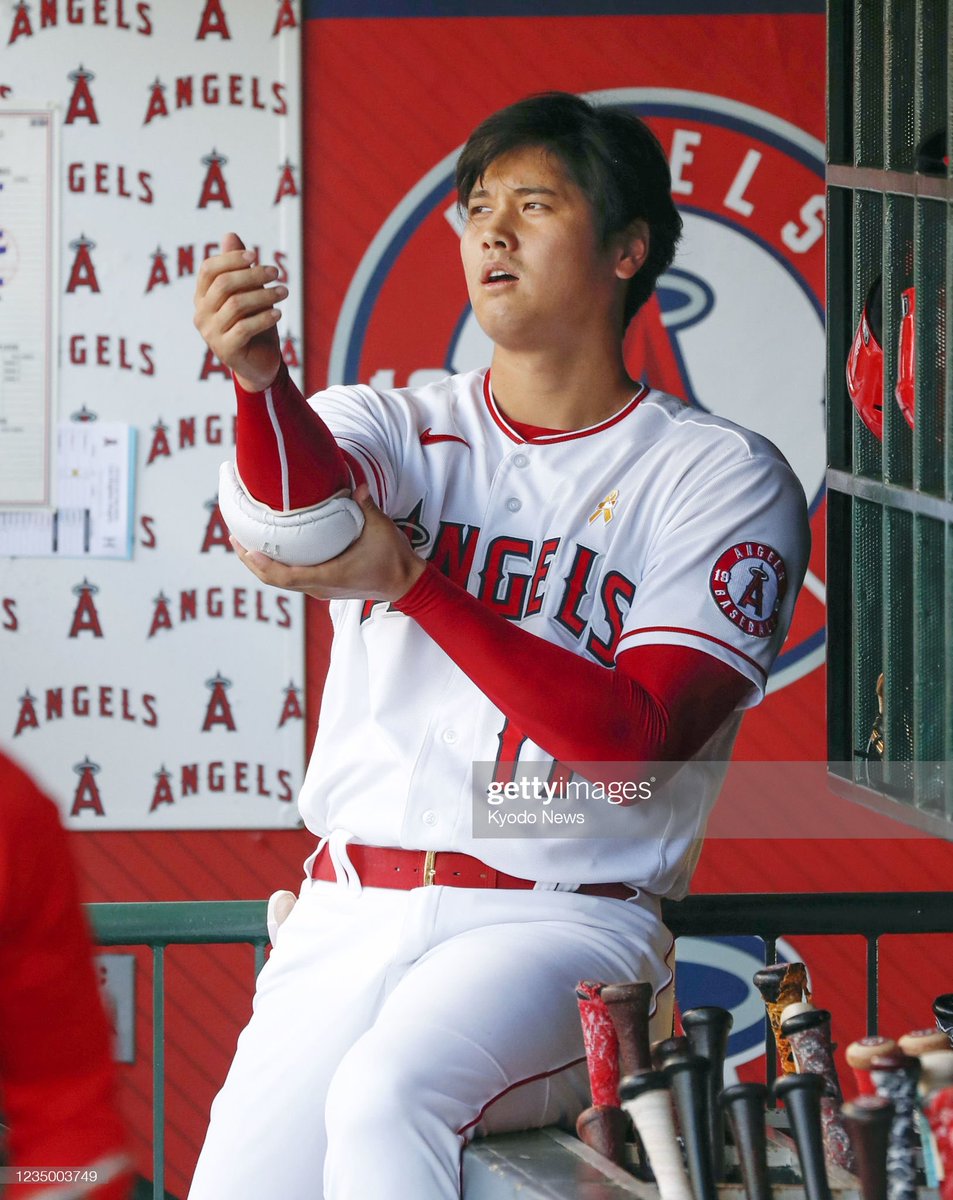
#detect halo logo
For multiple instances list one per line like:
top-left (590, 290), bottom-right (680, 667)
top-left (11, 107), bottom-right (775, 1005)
top-left (330, 89), bottom-right (826, 690)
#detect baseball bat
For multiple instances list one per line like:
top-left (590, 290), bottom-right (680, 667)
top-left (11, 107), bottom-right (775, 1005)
top-left (780, 1007), bottom-right (854, 1172)
top-left (664, 1052), bottom-right (718, 1200)
top-left (898, 1028), bottom-right (952, 1058)
top-left (576, 980), bottom-right (620, 1107)
top-left (869, 1050), bottom-right (920, 1200)
top-left (918, 1049), bottom-right (953, 1098)
top-left (841, 1095), bottom-right (894, 1200)
top-left (773, 1072), bottom-right (832, 1200)
top-left (933, 994), bottom-right (953, 1045)
top-left (923, 1085), bottom-right (953, 1200)
top-left (846, 1037), bottom-right (898, 1098)
top-left (682, 1005), bottom-right (734, 1181)
top-left (575, 1103), bottom-right (630, 1167)
top-left (601, 980), bottom-right (654, 1077)
top-left (754, 962), bottom-right (811, 1075)
top-left (652, 1035), bottom-right (691, 1069)
top-left (721, 1082), bottom-right (773, 1200)
top-left (575, 980), bottom-right (628, 1165)
top-left (619, 1069), bottom-right (694, 1200)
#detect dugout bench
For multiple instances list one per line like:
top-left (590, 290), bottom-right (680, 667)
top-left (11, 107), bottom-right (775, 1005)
top-left (87, 891), bottom-right (953, 1200)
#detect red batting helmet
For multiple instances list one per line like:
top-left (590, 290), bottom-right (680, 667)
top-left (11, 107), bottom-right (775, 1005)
top-left (846, 275), bottom-right (884, 440)
top-left (895, 287), bottom-right (915, 430)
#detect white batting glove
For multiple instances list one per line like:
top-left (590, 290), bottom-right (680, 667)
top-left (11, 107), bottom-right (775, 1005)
top-left (218, 460), bottom-right (365, 566)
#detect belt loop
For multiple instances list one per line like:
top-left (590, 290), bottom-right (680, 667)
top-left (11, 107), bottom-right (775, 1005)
top-left (423, 849), bottom-right (437, 886)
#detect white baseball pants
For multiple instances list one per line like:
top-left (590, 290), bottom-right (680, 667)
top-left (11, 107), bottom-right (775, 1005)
top-left (188, 857), bottom-right (675, 1200)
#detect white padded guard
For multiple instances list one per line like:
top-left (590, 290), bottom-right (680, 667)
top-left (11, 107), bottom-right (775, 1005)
top-left (218, 460), bottom-right (364, 566)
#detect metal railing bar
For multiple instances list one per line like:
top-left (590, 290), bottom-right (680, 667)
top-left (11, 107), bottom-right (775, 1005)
top-left (866, 934), bottom-right (879, 1036)
top-left (153, 945), bottom-right (165, 1200)
top-left (661, 891), bottom-right (953, 937)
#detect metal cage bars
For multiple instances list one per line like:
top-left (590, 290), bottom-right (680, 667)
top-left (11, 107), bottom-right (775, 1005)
top-left (826, 0), bottom-right (953, 825)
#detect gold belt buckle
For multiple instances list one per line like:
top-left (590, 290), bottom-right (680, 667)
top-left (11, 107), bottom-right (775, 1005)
top-left (423, 849), bottom-right (437, 886)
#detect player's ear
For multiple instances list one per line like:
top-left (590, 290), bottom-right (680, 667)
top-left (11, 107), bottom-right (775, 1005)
top-left (614, 219), bottom-right (650, 281)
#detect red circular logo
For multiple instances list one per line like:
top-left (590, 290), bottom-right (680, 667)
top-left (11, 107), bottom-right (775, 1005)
top-left (709, 542), bottom-right (788, 639)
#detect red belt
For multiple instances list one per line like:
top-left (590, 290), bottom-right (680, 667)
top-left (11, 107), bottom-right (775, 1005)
top-left (313, 844), bottom-right (635, 901)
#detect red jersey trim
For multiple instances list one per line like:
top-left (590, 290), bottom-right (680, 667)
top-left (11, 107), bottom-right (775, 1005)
top-left (618, 626), bottom-right (768, 682)
top-left (482, 370), bottom-right (648, 444)
top-left (337, 437), bottom-right (387, 506)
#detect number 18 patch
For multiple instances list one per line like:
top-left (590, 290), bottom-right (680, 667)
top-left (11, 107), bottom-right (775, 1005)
top-left (709, 542), bottom-right (788, 639)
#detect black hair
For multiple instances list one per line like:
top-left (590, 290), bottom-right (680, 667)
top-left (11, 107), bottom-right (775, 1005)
top-left (455, 91), bottom-right (682, 328)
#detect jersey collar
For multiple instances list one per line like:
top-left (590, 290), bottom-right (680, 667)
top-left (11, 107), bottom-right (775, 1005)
top-left (482, 369), bottom-right (648, 445)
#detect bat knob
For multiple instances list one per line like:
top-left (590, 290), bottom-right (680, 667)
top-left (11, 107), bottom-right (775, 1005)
top-left (575, 1103), bottom-right (629, 1166)
top-left (773, 1073), bottom-right (833, 1200)
top-left (932, 994), bottom-right (953, 1044)
top-left (652, 1035), bottom-right (691, 1069)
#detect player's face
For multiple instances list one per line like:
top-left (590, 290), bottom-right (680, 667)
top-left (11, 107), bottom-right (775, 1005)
top-left (460, 145), bottom-right (635, 353)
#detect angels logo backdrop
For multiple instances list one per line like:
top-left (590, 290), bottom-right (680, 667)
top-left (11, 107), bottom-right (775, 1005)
top-left (1, 0), bottom-right (307, 828)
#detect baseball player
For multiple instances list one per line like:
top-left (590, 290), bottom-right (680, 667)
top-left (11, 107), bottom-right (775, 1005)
top-left (189, 91), bottom-right (810, 1200)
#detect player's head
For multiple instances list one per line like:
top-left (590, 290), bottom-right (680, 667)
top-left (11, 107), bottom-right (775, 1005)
top-left (456, 91), bottom-right (682, 329)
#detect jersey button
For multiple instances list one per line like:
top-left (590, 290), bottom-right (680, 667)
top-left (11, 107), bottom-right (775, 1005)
top-left (442, 729), bottom-right (458, 744)
top-left (513, 453), bottom-right (529, 468)
top-left (422, 810), bottom-right (438, 826)
top-left (506, 498), bottom-right (522, 513)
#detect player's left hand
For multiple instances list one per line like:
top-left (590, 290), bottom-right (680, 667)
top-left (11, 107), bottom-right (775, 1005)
top-left (229, 484), bottom-right (427, 602)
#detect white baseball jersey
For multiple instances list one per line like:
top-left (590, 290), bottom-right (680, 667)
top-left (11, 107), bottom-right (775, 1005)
top-left (298, 367), bottom-right (810, 897)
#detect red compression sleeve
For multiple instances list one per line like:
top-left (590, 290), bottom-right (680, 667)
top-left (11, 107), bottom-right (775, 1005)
top-left (233, 361), bottom-right (351, 511)
top-left (394, 564), bottom-right (752, 766)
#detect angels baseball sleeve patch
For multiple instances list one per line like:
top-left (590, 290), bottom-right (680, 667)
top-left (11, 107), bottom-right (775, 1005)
top-left (709, 541), bottom-right (788, 638)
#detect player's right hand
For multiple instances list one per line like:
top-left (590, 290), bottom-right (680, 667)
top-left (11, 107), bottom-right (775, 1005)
top-left (193, 231), bottom-right (286, 393)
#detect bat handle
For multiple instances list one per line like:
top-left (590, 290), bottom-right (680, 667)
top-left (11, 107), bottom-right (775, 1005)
top-left (782, 1009), bottom-right (854, 1173)
top-left (602, 980), bottom-right (654, 1077)
top-left (841, 1096), bottom-right (894, 1200)
top-left (664, 1053), bottom-right (718, 1200)
top-left (620, 1070), bottom-right (694, 1200)
top-left (683, 1005), bottom-right (734, 1181)
top-left (721, 1082), bottom-right (773, 1200)
top-left (774, 1072), bottom-right (833, 1200)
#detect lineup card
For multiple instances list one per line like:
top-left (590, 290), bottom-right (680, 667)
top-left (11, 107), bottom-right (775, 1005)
top-left (0, 422), bottom-right (136, 558)
top-left (0, 109), bottom-right (57, 507)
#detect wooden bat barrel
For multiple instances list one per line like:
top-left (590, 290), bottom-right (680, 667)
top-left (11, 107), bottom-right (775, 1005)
top-left (773, 1072), bottom-right (832, 1200)
top-left (682, 1006), bottom-right (733, 1181)
top-left (721, 1082), bottom-right (773, 1200)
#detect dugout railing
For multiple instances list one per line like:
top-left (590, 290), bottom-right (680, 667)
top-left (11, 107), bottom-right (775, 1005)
top-left (88, 891), bottom-right (953, 1200)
